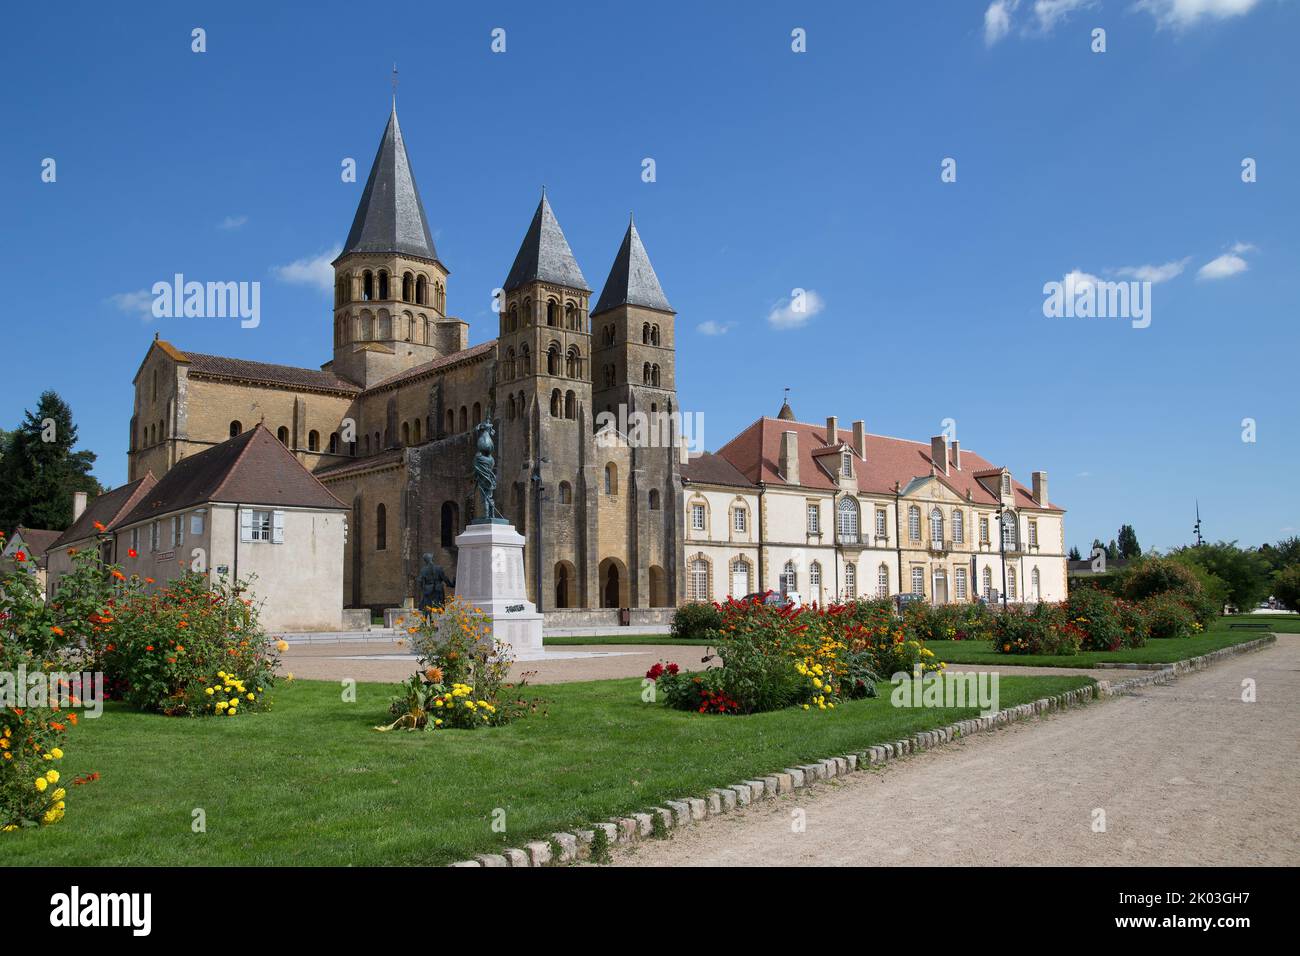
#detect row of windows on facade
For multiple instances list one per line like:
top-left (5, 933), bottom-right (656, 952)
top-left (124, 508), bottom-right (286, 554)
top-left (501, 298), bottom-right (585, 334)
top-left (335, 270), bottom-right (445, 310)
top-left (596, 322), bottom-right (664, 348)
top-left (686, 557), bottom-right (1042, 604)
top-left (688, 499), bottom-right (1039, 550)
top-left (334, 310), bottom-right (438, 347)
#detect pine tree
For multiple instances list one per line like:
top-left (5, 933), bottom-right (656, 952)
top-left (0, 391), bottom-right (101, 532)
top-left (1068, 546), bottom-right (1082, 561)
top-left (1117, 524), bottom-right (1141, 559)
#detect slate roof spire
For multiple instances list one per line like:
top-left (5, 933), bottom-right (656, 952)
top-left (341, 106), bottom-right (439, 263)
top-left (503, 193), bottom-right (589, 293)
top-left (592, 215), bottom-right (672, 315)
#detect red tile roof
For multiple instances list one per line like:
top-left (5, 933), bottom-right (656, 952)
top-left (48, 474), bottom-right (158, 551)
top-left (118, 425), bottom-right (345, 525)
top-left (715, 417), bottom-right (1062, 511)
top-left (366, 339), bottom-right (497, 391)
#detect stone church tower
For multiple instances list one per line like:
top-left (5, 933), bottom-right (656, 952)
top-left (125, 104), bottom-right (684, 616)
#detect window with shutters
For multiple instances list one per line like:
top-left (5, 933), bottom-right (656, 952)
top-left (247, 510), bottom-right (272, 542)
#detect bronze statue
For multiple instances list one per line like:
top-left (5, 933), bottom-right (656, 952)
top-left (472, 418), bottom-right (503, 522)
top-left (416, 552), bottom-right (454, 612)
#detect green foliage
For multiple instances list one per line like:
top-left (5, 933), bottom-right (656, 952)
top-left (1117, 524), bottom-right (1142, 559)
top-left (0, 391), bottom-right (101, 533)
top-left (588, 825), bottom-right (611, 864)
top-left (1144, 593), bottom-right (1199, 639)
top-left (671, 602), bottom-right (721, 641)
top-left (1262, 537), bottom-right (1300, 574)
top-left (1271, 565), bottom-right (1300, 613)
top-left (1168, 542), bottom-right (1271, 612)
top-left (1114, 599), bottom-right (1150, 648)
top-left (991, 603), bottom-right (1079, 656)
top-left (1064, 587), bottom-right (1124, 651)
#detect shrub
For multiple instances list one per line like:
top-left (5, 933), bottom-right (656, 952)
top-left (1122, 557), bottom-right (1204, 603)
top-left (992, 603), bottom-right (1078, 656)
top-left (1, 538), bottom-right (108, 831)
top-left (1114, 598), bottom-right (1150, 648)
top-left (671, 602), bottom-right (722, 641)
top-left (1064, 588), bottom-right (1124, 652)
top-left (1145, 593), bottom-right (1199, 639)
top-left (380, 596), bottom-right (544, 731)
top-left (1274, 565), bottom-right (1300, 613)
top-left (93, 571), bottom-right (279, 717)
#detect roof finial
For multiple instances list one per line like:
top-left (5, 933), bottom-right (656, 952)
top-left (541, 183), bottom-right (547, 200)
top-left (391, 62), bottom-right (399, 108)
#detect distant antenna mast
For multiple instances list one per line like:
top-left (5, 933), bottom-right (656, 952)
top-left (1193, 500), bottom-right (1204, 547)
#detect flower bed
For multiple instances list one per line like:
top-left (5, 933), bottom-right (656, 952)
top-left (647, 595), bottom-right (950, 716)
top-left (377, 597), bottom-right (544, 731)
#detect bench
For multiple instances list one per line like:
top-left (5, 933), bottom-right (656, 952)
top-left (1229, 623), bottom-right (1269, 630)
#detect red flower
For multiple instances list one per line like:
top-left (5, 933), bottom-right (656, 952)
top-left (145, 645), bottom-right (154, 652)
top-left (128, 548), bottom-right (138, 558)
top-left (14, 551), bottom-right (25, 562)
top-left (666, 662), bottom-right (679, 675)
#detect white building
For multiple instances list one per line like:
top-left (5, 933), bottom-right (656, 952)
top-left (680, 403), bottom-right (1066, 607)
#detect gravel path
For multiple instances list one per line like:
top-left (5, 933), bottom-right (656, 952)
top-left (611, 634), bottom-right (1299, 866)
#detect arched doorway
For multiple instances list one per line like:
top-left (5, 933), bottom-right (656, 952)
top-left (554, 561), bottom-right (576, 609)
top-left (599, 557), bottom-right (628, 609)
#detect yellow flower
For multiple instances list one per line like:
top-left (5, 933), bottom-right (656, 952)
top-left (53, 788), bottom-right (66, 801)
top-left (276, 640), bottom-right (289, 652)
top-left (35, 777), bottom-right (48, 792)
top-left (205, 687), bottom-right (215, 696)
top-left (246, 693), bottom-right (255, 701)
top-left (51, 748), bottom-right (64, 759)
top-left (46, 770), bottom-right (59, 784)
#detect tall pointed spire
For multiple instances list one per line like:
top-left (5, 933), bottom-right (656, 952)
top-left (503, 194), bottom-right (588, 293)
top-left (592, 217), bottom-right (671, 315)
top-left (341, 107), bottom-right (439, 262)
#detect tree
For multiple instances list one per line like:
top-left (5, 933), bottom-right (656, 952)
top-left (1068, 546), bottom-right (1082, 561)
top-left (1261, 537), bottom-right (1300, 574)
top-left (1273, 565), bottom-right (1300, 613)
top-left (1117, 524), bottom-right (1141, 559)
top-left (1168, 541), bottom-right (1271, 612)
top-left (1105, 539), bottom-right (1120, 562)
top-left (0, 391), bottom-right (101, 532)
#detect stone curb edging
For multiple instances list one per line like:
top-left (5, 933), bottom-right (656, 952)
top-left (450, 632), bottom-right (1279, 867)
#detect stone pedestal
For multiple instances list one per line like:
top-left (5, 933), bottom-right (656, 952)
top-left (453, 520), bottom-right (543, 654)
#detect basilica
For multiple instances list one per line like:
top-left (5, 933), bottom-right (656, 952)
top-left (127, 105), bottom-right (683, 615)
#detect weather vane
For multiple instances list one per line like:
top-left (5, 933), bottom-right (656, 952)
top-left (391, 62), bottom-right (399, 103)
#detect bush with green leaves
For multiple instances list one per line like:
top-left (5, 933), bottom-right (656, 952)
top-left (1114, 598), bottom-right (1150, 648)
top-left (1144, 593), bottom-right (1199, 639)
top-left (670, 602), bottom-right (722, 641)
top-left (1274, 565), bottom-right (1300, 613)
top-left (991, 603), bottom-right (1078, 656)
top-left (1064, 587), bottom-right (1124, 652)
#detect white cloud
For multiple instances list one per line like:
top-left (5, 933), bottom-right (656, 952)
top-left (1197, 253), bottom-right (1249, 280)
top-left (984, 0), bottom-right (1019, 45)
top-left (1135, 0), bottom-right (1262, 30)
top-left (218, 215), bottom-right (248, 230)
top-left (108, 289), bottom-right (155, 322)
top-left (767, 290), bottom-right (825, 330)
top-left (1033, 0), bottom-right (1094, 31)
top-left (1230, 241), bottom-right (1257, 254)
top-left (697, 320), bottom-right (734, 336)
top-left (1062, 269), bottom-right (1102, 294)
top-left (271, 246), bottom-right (341, 292)
top-left (1115, 257), bottom-right (1190, 283)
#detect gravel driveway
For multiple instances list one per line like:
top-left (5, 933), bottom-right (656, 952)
top-left (611, 635), bottom-right (1298, 866)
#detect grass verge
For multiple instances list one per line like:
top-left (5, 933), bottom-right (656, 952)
top-left (4, 672), bottom-right (1092, 866)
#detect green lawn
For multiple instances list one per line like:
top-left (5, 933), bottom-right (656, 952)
top-left (544, 633), bottom-right (710, 646)
top-left (3, 672), bottom-right (1092, 866)
top-left (928, 620), bottom-right (1275, 668)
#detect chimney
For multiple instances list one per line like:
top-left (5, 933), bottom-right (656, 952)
top-left (1032, 471), bottom-right (1049, 506)
top-left (851, 420), bottom-right (866, 460)
top-left (825, 416), bottom-right (838, 445)
top-left (930, 435), bottom-right (948, 476)
top-left (73, 491), bottom-right (88, 521)
top-left (950, 440), bottom-right (961, 471)
top-left (779, 431), bottom-right (800, 485)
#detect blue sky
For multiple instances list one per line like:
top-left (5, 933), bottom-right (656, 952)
top-left (2, 0), bottom-right (1296, 553)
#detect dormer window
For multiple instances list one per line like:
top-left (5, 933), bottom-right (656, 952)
top-left (840, 450), bottom-right (853, 478)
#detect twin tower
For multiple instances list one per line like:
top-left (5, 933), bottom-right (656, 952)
top-left (325, 104), bottom-right (678, 429)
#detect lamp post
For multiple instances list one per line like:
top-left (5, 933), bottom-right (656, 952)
top-left (529, 456), bottom-right (549, 610)
top-left (995, 507), bottom-right (1014, 607)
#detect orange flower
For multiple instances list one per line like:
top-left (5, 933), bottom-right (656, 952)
top-left (145, 577), bottom-right (154, 584)
top-left (93, 520), bottom-right (106, 532)
top-left (110, 570), bottom-right (125, 581)
top-left (50, 626), bottom-right (64, 637)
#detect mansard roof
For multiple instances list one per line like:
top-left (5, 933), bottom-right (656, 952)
top-left (503, 194), bottom-right (589, 293)
top-left (340, 106), bottom-right (440, 263)
top-left (715, 417), bottom-right (1062, 511)
top-left (592, 218), bottom-right (671, 315)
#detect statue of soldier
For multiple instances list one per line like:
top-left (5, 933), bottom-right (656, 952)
top-left (416, 552), bottom-right (455, 613)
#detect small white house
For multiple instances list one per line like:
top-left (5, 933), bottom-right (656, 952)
top-left (85, 424), bottom-right (347, 631)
